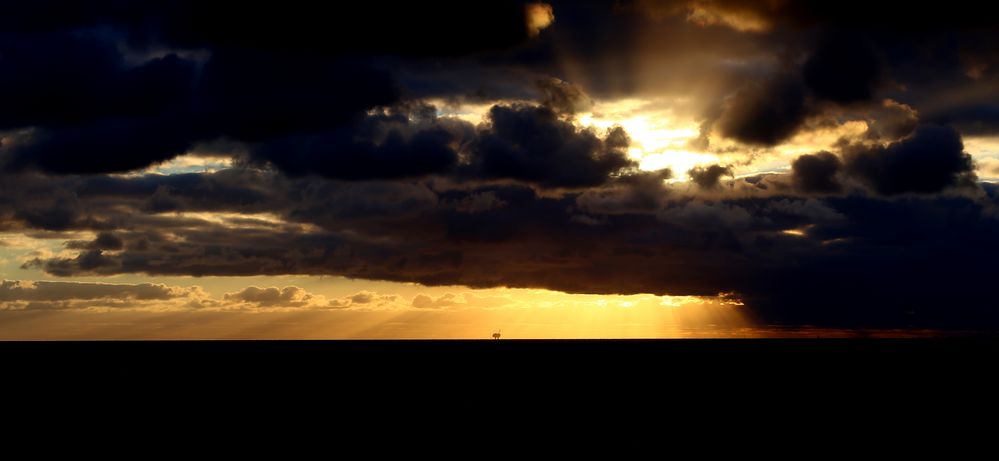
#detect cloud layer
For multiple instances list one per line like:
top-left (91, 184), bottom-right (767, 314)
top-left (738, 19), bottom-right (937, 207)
top-left (0, 279), bottom-right (403, 311)
top-left (3, 1), bottom-right (999, 330)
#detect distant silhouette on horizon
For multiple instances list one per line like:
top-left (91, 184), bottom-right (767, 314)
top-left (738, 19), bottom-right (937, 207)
top-left (492, 330), bottom-right (501, 340)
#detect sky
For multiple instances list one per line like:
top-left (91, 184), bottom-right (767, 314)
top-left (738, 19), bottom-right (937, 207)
top-left (1, 0), bottom-right (999, 338)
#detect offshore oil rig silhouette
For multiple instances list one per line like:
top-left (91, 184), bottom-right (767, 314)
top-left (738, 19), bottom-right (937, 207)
top-left (492, 330), bottom-right (501, 340)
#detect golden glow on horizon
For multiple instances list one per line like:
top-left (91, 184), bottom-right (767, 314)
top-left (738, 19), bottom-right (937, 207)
top-left (0, 273), bottom-right (752, 339)
top-left (0, 289), bottom-right (749, 339)
top-left (0, 307), bottom-right (938, 340)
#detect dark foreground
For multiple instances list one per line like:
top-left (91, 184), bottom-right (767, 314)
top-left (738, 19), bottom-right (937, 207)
top-left (6, 339), bottom-right (999, 432)
top-left (7, 338), bottom-right (999, 384)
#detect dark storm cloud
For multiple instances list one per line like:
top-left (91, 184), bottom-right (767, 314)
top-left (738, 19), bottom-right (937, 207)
top-left (790, 122), bottom-right (978, 197)
top-left (716, 74), bottom-right (809, 146)
top-left (688, 165), bottom-right (733, 190)
top-left (802, 30), bottom-right (882, 104)
top-left (392, 61), bottom-right (542, 103)
top-left (0, 1), bottom-right (539, 175)
top-left (630, 0), bottom-right (999, 30)
top-left (15, 168), bottom-right (999, 328)
top-left (252, 128), bottom-right (460, 181)
top-left (0, 30), bottom-right (201, 173)
top-left (791, 152), bottom-right (842, 194)
top-left (844, 125), bottom-right (976, 195)
top-left (78, 169), bottom-right (276, 213)
top-left (13, 200), bottom-right (79, 231)
top-left (0, 1), bottom-right (534, 56)
top-left (248, 110), bottom-right (464, 181)
top-left (153, 1), bottom-right (534, 57)
top-left (576, 170), bottom-right (673, 215)
top-left (700, 27), bottom-right (898, 146)
top-left (743, 193), bottom-right (999, 328)
top-left (926, 103), bottom-right (999, 137)
top-left (0, 32), bottom-right (396, 175)
top-left (238, 101), bottom-right (635, 187)
top-left (464, 105), bottom-right (635, 188)
top-left (0, 33), bottom-right (197, 129)
top-left (1, 2), bottom-right (650, 185)
top-left (194, 50), bottom-right (400, 142)
top-left (3, 114), bottom-right (197, 174)
top-left (66, 232), bottom-right (124, 251)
